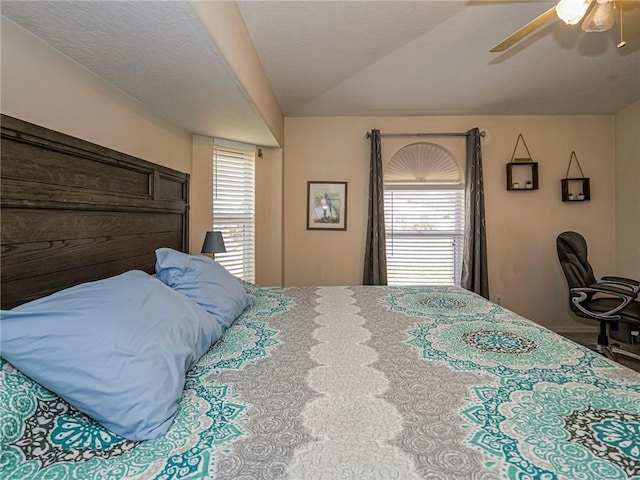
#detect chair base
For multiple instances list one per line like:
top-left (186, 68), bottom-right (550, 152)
top-left (611, 344), bottom-right (640, 362)
top-left (584, 341), bottom-right (640, 363)
top-left (584, 342), bottom-right (616, 361)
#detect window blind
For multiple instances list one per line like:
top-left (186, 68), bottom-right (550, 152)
top-left (213, 139), bottom-right (255, 282)
top-left (384, 184), bottom-right (464, 286)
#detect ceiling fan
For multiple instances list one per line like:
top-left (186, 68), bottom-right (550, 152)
top-left (491, 0), bottom-right (633, 52)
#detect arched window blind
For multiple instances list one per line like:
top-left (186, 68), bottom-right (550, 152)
top-left (384, 143), bottom-right (464, 286)
top-left (213, 138), bottom-right (255, 282)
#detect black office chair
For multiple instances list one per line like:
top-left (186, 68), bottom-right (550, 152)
top-left (557, 231), bottom-right (640, 361)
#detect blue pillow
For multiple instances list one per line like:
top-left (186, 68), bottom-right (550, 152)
top-left (0, 270), bottom-right (222, 441)
top-left (155, 248), bottom-right (249, 330)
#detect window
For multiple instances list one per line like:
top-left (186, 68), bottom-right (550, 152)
top-left (384, 143), bottom-right (464, 286)
top-left (213, 139), bottom-right (255, 282)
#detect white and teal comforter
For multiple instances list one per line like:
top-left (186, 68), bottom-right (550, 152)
top-left (2, 285), bottom-right (639, 479)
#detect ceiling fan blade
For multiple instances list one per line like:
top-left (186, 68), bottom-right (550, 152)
top-left (490, 6), bottom-right (558, 52)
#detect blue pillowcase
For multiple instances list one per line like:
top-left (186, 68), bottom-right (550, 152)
top-left (0, 270), bottom-right (222, 441)
top-left (155, 248), bottom-right (249, 330)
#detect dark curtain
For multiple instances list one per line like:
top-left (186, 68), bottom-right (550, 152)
top-left (461, 128), bottom-right (489, 299)
top-left (363, 129), bottom-right (387, 285)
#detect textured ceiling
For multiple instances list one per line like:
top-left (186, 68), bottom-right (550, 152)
top-left (238, 0), bottom-right (640, 116)
top-left (236, 1), bottom-right (468, 115)
top-left (2, 1), bottom-right (639, 145)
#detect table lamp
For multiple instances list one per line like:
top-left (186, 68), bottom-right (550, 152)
top-left (201, 231), bottom-right (226, 259)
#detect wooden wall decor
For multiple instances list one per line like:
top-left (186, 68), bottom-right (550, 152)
top-left (561, 151), bottom-right (591, 202)
top-left (506, 133), bottom-right (539, 191)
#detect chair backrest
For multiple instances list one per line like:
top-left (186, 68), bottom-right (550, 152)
top-left (557, 231), bottom-right (597, 308)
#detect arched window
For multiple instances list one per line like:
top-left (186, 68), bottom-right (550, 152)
top-left (384, 142), bottom-right (464, 286)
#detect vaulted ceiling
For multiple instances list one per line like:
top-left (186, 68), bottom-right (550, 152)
top-left (2, 1), bottom-right (639, 146)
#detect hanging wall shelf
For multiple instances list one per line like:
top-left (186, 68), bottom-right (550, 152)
top-left (561, 151), bottom-right (590, 202)
top-left (506, 133), bottom-right (538, 191)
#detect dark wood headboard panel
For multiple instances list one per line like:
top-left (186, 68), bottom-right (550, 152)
top-left (1, 115), bottom-right (190, 309)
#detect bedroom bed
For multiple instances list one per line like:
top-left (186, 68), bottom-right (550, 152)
top-left (2, 116), bottom-right (639, 480)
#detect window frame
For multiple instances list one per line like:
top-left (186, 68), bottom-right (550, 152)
top-left (384, 181), bottom-right (465, 287)
top-left (212, 139), bottom-right (256, 283)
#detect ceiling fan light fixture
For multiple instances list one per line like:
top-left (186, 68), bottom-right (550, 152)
top-left (556, 0), bottom-right (592, 25)
top-left (582, 0), bottom-right (615, 32)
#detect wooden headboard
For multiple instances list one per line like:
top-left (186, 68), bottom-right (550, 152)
top-left (1, 115), bottom-right (190, 309)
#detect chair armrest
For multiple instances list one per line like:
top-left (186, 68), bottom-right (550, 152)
top-left (588, 283), bottom-right (637, 299)
top-left (599, 276), bottom-right (640, 296)
top-left (570, 286), bottom-right (633, 321)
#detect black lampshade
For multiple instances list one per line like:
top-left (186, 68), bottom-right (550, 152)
top-left (201, 231), bottom-right (226, 254)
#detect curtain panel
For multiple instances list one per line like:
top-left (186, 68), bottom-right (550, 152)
top-left (363, 129), bottom-right (387, 285)
top-left (461, 128), bottom-right (489, 299)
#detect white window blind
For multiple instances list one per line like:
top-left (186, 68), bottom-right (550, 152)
top-left (213, 139), bottom-right (255, 282)
top-left (384, 184), bottom-right (464, 286)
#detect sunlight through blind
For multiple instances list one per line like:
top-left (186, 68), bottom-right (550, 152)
top-left (213, 139), bottom-right (255, 282)
top-left (384, 184), bottom-right (464, 286)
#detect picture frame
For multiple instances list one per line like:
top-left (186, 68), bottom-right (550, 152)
top-left (306, 181), bottom-right (348, 231)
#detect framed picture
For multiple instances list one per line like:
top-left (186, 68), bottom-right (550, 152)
top-left (306, 181), bottom-right (348, 231)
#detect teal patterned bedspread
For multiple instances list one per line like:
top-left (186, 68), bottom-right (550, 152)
top-left (2, 285), bottom-right (640, 479)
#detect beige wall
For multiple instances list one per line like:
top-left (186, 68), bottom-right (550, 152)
top-left (190, 135), bottom-right (214, 255)
top-left (283, 115), bottom-right (616, 332)
top-left (0, 17), bottom-right (221, 256)
top-left (255, 148), bottom-right (284, 286)
top-left (615, 100), bottom-right (640, 278)
top-left (0, 17), bottom-right (192, 172)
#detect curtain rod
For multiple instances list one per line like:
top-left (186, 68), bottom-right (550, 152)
top-left (365, 131), bottom-right (486, 139)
